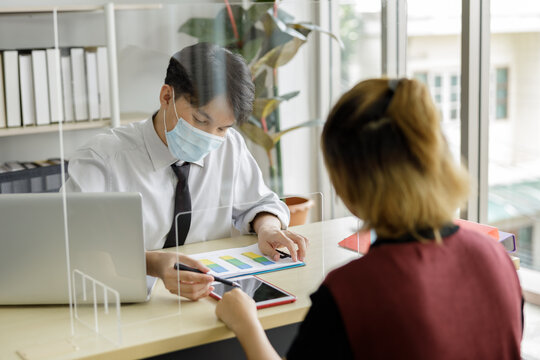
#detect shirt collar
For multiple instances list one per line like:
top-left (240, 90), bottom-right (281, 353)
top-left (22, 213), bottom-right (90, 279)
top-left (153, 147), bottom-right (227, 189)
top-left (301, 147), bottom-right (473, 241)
top-left (142, 114), bottom-right (205, 171)
top-left (371, 224), bottom-right (459, 247)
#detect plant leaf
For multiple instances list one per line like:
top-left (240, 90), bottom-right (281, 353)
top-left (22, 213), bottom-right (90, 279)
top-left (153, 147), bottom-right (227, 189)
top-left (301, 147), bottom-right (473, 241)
top-left (245, 3), bottom-right (274, 31)
top-left (279, 90), bottom-right (300, 101)
top-left (271, 119), bottom-right (324, 144)
top-left (251, 37), bottom-right (306, 75)
top-left (253, 91), bottom-right (300, 119)
top-left (247, 115), bottom-right (262, 127)
top-left (289, 22), bottom-right (345, 49)
top-left (260, 26), bottom-right (298, 56)
top-left (178, 18), bottom-right (222, 43)
top-left (240, 37), bottom-right (263, 63)
top-left (178, 6), bottom-right (251, 46)
top-left (238, 122), bottom-right (275, 151)
top-left (260, 12), bottom-right (307, 41)
top-left (215, 4), bottom-right (246, 42)
top-left (272, 7), bottom-right (295, 24)
top-left (253, 98), bottom-right (282, 119)
top-left (253, 69), bottom-right (269, 98)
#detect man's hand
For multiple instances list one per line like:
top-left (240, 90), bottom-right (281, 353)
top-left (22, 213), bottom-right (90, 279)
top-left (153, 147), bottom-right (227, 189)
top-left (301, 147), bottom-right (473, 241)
top-left (252, 213), bottom-right (309, 262)
top-left (146, 251), bottom-right (214, 300)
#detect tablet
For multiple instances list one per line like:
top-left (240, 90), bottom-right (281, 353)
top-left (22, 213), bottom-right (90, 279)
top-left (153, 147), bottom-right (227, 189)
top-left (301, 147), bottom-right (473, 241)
top-left (209, 275), bottom-right (296, 309)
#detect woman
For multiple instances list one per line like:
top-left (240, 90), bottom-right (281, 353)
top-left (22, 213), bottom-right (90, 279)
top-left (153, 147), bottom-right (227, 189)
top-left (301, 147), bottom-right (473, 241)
top-left (215, 78), bottom-right (523, 359)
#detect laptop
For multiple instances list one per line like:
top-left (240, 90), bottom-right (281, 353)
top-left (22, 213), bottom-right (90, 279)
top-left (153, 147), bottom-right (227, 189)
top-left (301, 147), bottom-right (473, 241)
top-left (0, 192), bottom-right (156, 305)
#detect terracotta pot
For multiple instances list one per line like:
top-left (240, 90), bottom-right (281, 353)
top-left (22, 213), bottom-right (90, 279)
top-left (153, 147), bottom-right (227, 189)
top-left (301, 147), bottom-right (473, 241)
top-left (285, 196), bottom-right (314, 226)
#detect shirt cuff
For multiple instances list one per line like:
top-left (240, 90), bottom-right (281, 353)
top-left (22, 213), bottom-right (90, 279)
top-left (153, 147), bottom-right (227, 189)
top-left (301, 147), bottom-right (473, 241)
top-left (238, 205), bottom-right (290, 234)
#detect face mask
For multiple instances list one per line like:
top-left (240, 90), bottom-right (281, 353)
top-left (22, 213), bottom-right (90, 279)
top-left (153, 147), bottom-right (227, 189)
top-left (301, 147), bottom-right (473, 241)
top-left (163, 89), bottom-right (225, 162)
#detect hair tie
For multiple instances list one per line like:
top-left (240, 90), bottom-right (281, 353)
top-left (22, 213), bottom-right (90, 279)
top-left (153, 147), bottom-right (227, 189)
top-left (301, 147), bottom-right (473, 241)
top-left (388, 78), bottom-right (401, 92)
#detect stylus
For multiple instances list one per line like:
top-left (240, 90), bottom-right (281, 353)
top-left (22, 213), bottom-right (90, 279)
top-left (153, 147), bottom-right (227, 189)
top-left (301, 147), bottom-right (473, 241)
top-left (276, 249), bottom-right (291, 259)
top-left (174, 262), bottom-right (242, 288)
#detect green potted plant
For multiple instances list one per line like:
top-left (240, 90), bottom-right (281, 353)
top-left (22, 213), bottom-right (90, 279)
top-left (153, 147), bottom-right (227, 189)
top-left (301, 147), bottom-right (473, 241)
top-left (179, 0), bottom-right (341, 224)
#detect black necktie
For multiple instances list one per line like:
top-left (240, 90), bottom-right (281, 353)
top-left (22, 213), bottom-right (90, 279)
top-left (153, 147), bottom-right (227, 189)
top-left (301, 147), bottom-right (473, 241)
top-left (163, 162), bottom-right (191, 248)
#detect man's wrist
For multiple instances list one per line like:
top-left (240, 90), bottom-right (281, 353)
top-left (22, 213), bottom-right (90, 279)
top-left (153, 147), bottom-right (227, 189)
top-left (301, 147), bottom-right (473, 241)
top-left (252, 212), bottom-right (282, 234)
top-left (146, 251), bottom-right (166, 278)
top-left (256, 223), bottom-right (280, 234)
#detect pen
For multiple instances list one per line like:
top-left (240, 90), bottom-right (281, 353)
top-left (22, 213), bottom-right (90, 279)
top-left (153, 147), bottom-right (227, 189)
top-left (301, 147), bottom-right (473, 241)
top-left (276, 249), bottom-right (291, 259)
top-left (174, 262), bottom-right (241, 288)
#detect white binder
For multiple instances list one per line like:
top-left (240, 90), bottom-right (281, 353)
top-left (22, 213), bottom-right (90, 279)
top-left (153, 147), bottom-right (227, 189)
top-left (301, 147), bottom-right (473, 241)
top-left (85, 50), bottom-right (100, 120)
top-left (31, 50), bottom-right (51, 126)
top-left (46, 49), bottom-right (64, 123)
top-left (70, 48), bottom-right (88, 121)
top-left (3, 51), bottom-right (21, 128)
top-left (19, 53), bottom-right (36, 126)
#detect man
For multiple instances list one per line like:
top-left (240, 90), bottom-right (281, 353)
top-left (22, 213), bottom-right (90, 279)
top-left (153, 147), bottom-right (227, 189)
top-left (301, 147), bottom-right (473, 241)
top-left (64, 43), bottom-right (308, 300)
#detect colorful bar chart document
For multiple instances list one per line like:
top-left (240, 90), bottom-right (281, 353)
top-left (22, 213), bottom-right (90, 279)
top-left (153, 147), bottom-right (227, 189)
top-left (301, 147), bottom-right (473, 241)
top-left (220, 255), bottom-right (252, 269)
top-left (191, 244), bottom-right (304, 279)
top-left (242, 252), bottom-right (274, 265)
top-left (200, 259), bottom-right (228, 273)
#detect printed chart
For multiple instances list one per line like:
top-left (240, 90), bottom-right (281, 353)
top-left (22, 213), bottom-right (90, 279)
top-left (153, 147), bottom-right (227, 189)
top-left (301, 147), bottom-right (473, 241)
top-left (200, 259), bottom-right (228, 273)
top-left (191, 244), bottom-right (304, 279)
top-left (242, 252), bottom-right (274, 265)
top-left (220, 255), bottom-right (252, 269)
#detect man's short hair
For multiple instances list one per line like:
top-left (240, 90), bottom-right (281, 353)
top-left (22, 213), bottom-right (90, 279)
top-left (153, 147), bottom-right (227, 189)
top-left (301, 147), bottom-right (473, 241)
top-left (165, 43), bottom-right (255, 124)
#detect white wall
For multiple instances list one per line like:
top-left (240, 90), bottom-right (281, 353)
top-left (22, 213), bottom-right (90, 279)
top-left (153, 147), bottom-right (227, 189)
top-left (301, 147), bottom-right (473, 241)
top-left (509, 32), bottom-right (540, 165)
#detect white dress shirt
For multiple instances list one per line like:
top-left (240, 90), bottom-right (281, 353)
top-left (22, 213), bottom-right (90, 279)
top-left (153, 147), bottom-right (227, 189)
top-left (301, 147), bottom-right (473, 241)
top-left (63, 117), bottom-right (290, 250)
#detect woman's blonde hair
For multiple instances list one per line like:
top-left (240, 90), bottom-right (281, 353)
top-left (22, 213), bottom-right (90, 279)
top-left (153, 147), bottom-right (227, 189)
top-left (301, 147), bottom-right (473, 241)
top-left (321, 78), bottom-right (469, 240)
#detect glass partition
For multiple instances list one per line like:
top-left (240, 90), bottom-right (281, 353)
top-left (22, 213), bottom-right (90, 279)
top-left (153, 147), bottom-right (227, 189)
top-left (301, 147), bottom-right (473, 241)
top-left (58, 1), bottom-right (337, 356)
top-left (328, 0), bottom-right (382, 219)
top-left (0, 1), bottom-right (381, 357)
top-left (64, 192), bottom-right (324, 350)
top-left (0, 8), bottom-right (75, 359)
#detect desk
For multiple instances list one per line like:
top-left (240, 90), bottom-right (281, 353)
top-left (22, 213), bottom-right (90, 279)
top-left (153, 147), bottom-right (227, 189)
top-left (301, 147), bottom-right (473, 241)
top-left (0, 217), bottom-right (360, 360)
top-left (0, 217), bottom-right (520, 359)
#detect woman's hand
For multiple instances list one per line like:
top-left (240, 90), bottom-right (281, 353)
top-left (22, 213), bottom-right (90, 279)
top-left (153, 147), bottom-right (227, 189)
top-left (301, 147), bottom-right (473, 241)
top-left (215, 288), bottom-right (259, 334)
top-left (146, 251), bottom-right (214, 300)
top-left (216, 289), bottom-right (281, 360)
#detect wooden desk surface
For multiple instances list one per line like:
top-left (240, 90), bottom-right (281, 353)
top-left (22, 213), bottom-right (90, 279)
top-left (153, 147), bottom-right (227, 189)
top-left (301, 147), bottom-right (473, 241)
top-left (0, 217), bottom-right (360, 360)
top-left (0, 218), bottom-right (519, 359)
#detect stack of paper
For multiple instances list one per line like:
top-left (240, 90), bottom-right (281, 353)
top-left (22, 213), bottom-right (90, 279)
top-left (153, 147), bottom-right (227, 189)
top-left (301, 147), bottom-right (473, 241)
top-left (338, 219), bottom-right (516, 255)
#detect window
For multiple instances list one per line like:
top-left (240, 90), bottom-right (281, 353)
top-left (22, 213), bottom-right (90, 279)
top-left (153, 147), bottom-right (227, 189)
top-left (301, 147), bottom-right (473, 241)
top-left (488, 1), bottom-right (540, 274)
top-left (449, 74), bottom-right (460, 120)
top-left (495, 67), bottom-right (509, 119)
top-left (414, 72), bottom-right (428, 84)
top-left (406, 0), bottom-right (461, 162)
top-left (517, 226), bottom-right (534, 268)
top-left (338, 1), bottom-right (381, 92)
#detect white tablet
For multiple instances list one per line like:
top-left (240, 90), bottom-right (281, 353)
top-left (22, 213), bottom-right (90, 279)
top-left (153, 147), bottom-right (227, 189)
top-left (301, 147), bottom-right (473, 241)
top-left (209, 275), bottom-right (296, 309)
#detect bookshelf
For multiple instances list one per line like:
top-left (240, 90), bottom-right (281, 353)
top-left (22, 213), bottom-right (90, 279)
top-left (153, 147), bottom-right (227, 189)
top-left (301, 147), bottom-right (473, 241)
top-left (0, 3), bottom-right (161, 138)
top-left (0, 4), bottom-right (162, 14)
top-left (0, 112), bottom-right (150, 138)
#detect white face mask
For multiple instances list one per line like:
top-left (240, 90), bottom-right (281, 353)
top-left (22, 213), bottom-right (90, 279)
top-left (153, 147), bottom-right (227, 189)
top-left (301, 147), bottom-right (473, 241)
top-left (163, 89), bottom-right (225, 162)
